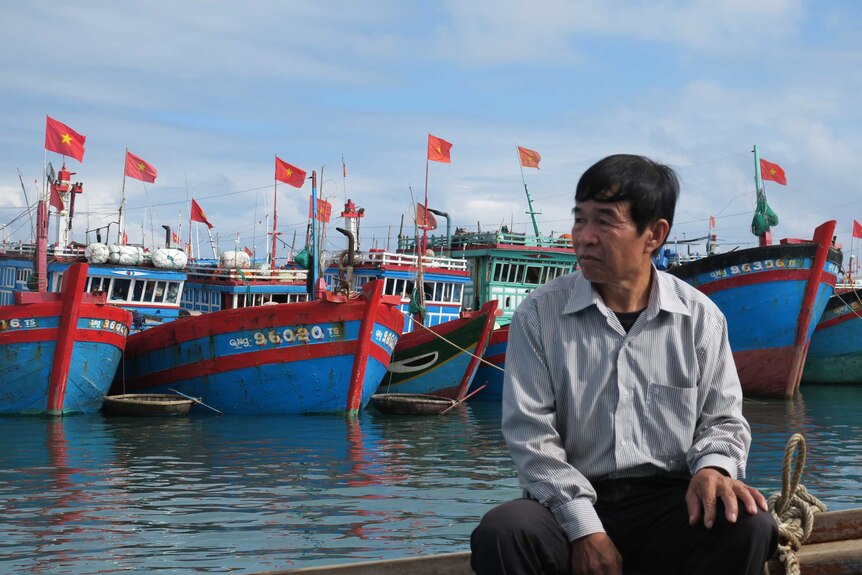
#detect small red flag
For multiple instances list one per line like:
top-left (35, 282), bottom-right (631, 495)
top-left (427, 134), bottom-right (452, 163)
top-left (308, 197), bottom-right (332, 223)
top-left (172, 231), bottom-right (181, 244)
top-left (853, 219), bottom-right (862, 239)
top-left (125, 151), bottom-right (158, 183)
top-left (122, 231), bottom-right (129, 245)
top-left (709, 216), bottom-right (716, 229)
top-left (49, 186), bottom-right (65, 211)
top-left (760, 158), bottom-right (787, 185)
top-left (190, 199), bottom-right (214, 229)
top-left (45, 116), bottom-right (86, 162)
top-left (275, 157), bottom-right (306, 188)
top-left (518, 146), bottom-right (541, 169)
top-left (416, 203), bottom-right (437, 230)
top-left (244, 246), bottom-right (253, 257)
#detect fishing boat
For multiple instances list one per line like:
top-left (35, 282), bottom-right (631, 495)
top-left (102, 393), bottom-right (195, 416)
top-left (0, 166), bottom-right (189, 328)
top-left (110, 173), bottom-right (406, 415)
top-left (431, 228), bottom-right (578, 401)
top-left (0, 254), bottom-right (132, 414)
top-left (802, 286), bottom-right (862, 384)
top-left (325, 200), bottom-right (497, 400)
top-left (378, 299), bottom-right (498, 399)
top-left (111, 279), bottom-right (404, 415)
top-left (668, 147), bottom-right (841, 398)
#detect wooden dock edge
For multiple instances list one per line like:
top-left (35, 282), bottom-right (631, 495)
top-left (262, 510), bottom-right (862, 575)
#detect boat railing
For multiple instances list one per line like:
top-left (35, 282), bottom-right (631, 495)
top-left (400, 231), bottom-right (573, 251)
top-left (362, 250), bottom-right (468, 271)
top-left (185, 264), bottom-right (308, 283)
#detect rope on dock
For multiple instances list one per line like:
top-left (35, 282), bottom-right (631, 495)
top-left (764, 433), bottom-right (827, 575)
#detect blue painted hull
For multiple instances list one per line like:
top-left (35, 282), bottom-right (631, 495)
top-left (803, 288), bottom-right (862, 384)
top-left (113, 284), bottom-right (405, 414)
top-left (468, 325), bottom-right (508, 402)
top-left (669, 222), bottom-right (841, 397)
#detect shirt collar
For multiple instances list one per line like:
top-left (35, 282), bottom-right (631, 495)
top-left (563, 265), bottom-right (691, 318)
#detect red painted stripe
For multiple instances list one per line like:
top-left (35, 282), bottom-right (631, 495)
top-left (817, 312), bottom-right (861, 331)
top-left (126, 299), bottom-right (370, 356)
top-left (0, 327), bottom-right (60, 345)
top-left (47, 263), bottom-right (88, 413)
top-left (122, 338), bottom-right (360, 391)
top-left (348, 282), bottom-right (384, 413)
top-left (455, 300), bottom-right (499, 399)
top-left (785, 221), bottom-right (837, 397)
top-left (483, 352), bottom-right (506, 366)
top-left (697, 269), bottom-right (812, 295)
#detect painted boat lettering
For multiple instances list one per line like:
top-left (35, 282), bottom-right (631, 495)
top-left (87, 318), bottom-right (129, 336)
top-left (0, 318), bottom-right (38, 330)
top-left (374, 328), bottom-right (398, 353)
top-left (708, 257), bottom-right (803, 280)
top-left (228, 324), bottom-right (334, 349)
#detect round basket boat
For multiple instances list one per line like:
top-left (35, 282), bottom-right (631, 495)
top-left (370, 393), bottom-right (458, 416)
top-left (102, 394), bottom-right (196, 416)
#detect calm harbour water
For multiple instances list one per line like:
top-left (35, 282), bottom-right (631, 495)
top-left (1, 385), bottom-right (860, 574)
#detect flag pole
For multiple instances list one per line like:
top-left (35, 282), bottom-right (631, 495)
top-left (119, 148), bottom-right (128, 244)
top-left (517, 146), bottom-right (541, 237)
top-left (422, 146), bottom-right (430, 256)
top-left (271, 155), bottom-right (279, 269)
top-left (310, 170), bottom-right (319, 301)
top-left (753, 144), bottom-right (772, 247)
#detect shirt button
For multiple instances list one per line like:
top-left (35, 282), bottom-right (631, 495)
top-left (619, 440), bottom-right (627, 447)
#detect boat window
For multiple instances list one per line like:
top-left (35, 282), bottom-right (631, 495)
top-left (153, 281), bottom-right (166, 302)
top-left (453, 284), bottom-right (462, 303)
top-left (165, 282), bottom-right (179, 303)
top-left (525, 266), bottom-right (542, 285)
top-left (132, 280), bottom-right (145, 301)
top-left (493, 263), bottom-right (506, 282)
top-left (111, 278), bottom-right (131, 301)
top-left (142, 281), bottom-right (155, 302)
top-left (404, 280), bottom-right (415, 298)
top-left (505, 296), bottom-right (511, 308)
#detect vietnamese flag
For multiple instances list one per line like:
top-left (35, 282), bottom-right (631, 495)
top-left (853, 219), bottom-right (862, 239)
top-left (275, 156), bottom-right (306, 188)
top-left (125, 151), bottom-right (158, 183)
top-left (190, 199), bottom-right (214, 229)
top-left (308, 197), bottom-right (332, 223)
top-left (416, 203), bottom-right (437, 230)
top-left (49, 186), bottom-right (65, 211)
top-left (45, 116), bottom-right (86, 162)
top-left (427, 134), bottom-right (452, 163)
top-left (760, 158), bottom-right (787, 185)
top-left (518, 146), bottom-right (541, 169)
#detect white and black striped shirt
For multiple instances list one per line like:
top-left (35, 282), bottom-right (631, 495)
top-left (502, 267), bottom-right (750, 542)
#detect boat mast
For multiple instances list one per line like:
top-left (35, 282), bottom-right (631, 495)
top-left (309, 170), bottom-right (319, 301)
top-left (518, 146), bottom-right (541, 237)
top-left (753, 144), bottom-right (773, 247)
top-left (270, 156), bottom-right (280, 268)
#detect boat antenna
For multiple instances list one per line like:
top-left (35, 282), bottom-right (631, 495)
top-left (17, 169), bottom-right (35, 241)
top-left (517, 145), bottom-right (542, 236)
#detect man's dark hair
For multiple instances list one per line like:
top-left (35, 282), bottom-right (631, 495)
top-left (574, 154), bottom-right (679, 233)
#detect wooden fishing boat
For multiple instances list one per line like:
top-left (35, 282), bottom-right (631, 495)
top-left (247, 508), bottom-right (862, 574)
top-left (378, 300), bottom-right (498, 399)
top-left (369, 393), bottom-right (457, 415)
top-left (669, 220), bottom-right (841, 398)
top-left (0, 260), bottom-right (132, 415)
top-left (102, 393), bottom-right (195, 416)
top-left (802, 287), bottom-right (862, 384)
top-left (110, 280), bottom-right (405, 415)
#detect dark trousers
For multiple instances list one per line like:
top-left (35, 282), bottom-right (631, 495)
top-left (471, 476), bottom-right (778, 575)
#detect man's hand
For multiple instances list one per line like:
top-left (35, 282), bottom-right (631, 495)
top-left (686, 467), bottom-right (769, 528)
top-left (570, 532), bottom-right (623, 575)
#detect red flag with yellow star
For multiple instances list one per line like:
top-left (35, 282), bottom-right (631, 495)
top-left (275, 157), bottom-right (306, 188)
top-left (759, 158), bottom-right (787, 185)
top-left (45, 116), bottom-right (86, 162)
top-left (124, 150), bottom-right (158, 183)
top-left (427, 134), bottom-right (452, 163)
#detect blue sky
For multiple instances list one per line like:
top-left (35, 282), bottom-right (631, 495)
top-left (2, 1), bottom-right (862, 263)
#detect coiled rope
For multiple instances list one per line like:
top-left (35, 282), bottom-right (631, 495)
top-left (764, 433), bottom-right (827, 575)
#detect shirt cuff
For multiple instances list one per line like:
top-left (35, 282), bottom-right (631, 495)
top-left (693, 454), bottom-right (738, 479)
top-left (551, 498), bottom-right (605, 542)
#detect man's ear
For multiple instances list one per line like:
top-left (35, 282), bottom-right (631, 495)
top-left (645, 219), bottom-right (670, 253)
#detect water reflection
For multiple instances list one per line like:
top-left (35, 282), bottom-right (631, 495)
top-left (0, 385), bottom-right (857, 574)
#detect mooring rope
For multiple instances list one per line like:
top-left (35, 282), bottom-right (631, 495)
top-left (764, 433), bottom-right (828, 575)
top-left (397, 309), bottom-right (505, 372)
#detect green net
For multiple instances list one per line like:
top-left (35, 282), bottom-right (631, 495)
top-left (751, 192), bottom-right (779, 237)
